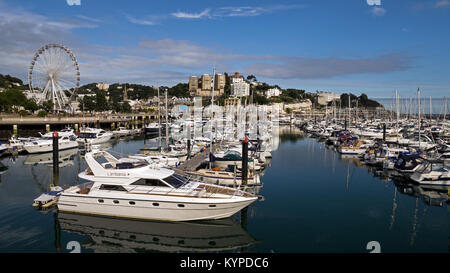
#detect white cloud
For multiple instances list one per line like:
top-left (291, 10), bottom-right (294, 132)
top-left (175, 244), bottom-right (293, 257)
top-left (371, 6), bottom-right (387, 16)
top-left (435, 0), bottom-right (450, 7)
top-left (76, 15), bottom-right (103, 23)
top-left (171, 4), bottom-right (305, 19)
top-left (366, 0), bottom-right (381, 6)
top-left (126, 15), bottom-right (157, 26)
top-left (0, 3), bottom-right (413, 88)
top-left (66, 0), bottom-right (81, 6)
top-left (171, 8), bottom-right (211, 19)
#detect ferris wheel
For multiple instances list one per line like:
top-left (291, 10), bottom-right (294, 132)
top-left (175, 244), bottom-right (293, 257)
top-left (28, 43), bottom-right (80, 112)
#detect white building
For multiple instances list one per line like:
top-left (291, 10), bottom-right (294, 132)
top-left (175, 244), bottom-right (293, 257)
top-left (266, 88), bottom-right (281, 98)
top-left (231, 81), bottom-right (250, 97)
top-left (96, 83), bottom-right (110, 91)
top-left (317, 91), bottom-right (340, 105)
top-left (23, 90), bottom-right (44, 101)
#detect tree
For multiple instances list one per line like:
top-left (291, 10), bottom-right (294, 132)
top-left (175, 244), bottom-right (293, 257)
top-left (246, 75), bottom-right (257, 82)
top-left (24, 100), bottom-right (39, 112)
top-left (122, 101), bottom-right (132, 113)
top-left (95, 91), bottom-right (109, 112)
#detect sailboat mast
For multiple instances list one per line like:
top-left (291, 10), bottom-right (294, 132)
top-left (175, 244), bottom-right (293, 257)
top-left (157, 85), bottom-right (161, 148)
top-left (417, 88), bottom-right (421, 150)
top-left (396, 89), bottom-right (399, 130)
top-left (429, 96), bottom-right (432, 121)
top-left (165, 88), bottom-right (169, 147)
top-left (209, 67), bottom-right (216, 168)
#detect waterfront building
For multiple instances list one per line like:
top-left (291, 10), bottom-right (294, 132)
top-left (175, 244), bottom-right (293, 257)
top-left (230, 72), bottom-right (245, 83)
top-left (189, 73), bottom-right (224, 97)
top-left (284, 99), bottom-right (312, 112)
top-left (201, 74), bottom-right (212, 91)
top-left (214, 73), bottom-right (226, 94)
top-left (317, 91), bottom-right (340, 105)
top-left (224, 97), bottom-right (241, 107)
top-left (231, 80), bottom-right (250, 97)
top-left (189, 76), bottom-right (199, 95)
top-left (96, 83), bottom-right (109, 91)
top-left (266, 88), bottom-right (282, 98)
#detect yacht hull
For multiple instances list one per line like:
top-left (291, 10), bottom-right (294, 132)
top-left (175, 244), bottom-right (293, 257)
top-left (24, 141), bottom-right (78, 154)
top-left (57, 193), bottom-right (257, 222)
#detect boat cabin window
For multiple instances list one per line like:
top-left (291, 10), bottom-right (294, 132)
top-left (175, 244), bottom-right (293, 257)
top-left (131, 179), bottom-right (169, 187)
top-left (99, 184), bottom-right (127, 191)
top-left (78, 132), bottom-right (96, 139)
top-left (163, 174), bottom-right (188, 188)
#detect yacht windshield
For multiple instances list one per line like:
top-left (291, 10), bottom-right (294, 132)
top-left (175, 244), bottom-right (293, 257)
top-left (78, 133), bottom-right (97, 138)
top-left (416, 163), bottom-right (431, 173)
top-left (163, 174), bottom-right (188, 188)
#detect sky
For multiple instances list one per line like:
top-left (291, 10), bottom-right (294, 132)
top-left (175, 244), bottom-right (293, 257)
top-left (0, 0), bottom-right (450, 98)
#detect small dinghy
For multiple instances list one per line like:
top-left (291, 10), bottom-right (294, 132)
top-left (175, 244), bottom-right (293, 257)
top-left (33, 185), bottom-right (64, 208)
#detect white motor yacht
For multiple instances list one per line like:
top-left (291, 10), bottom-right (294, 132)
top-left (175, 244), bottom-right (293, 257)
top-left (23, 135), bottom-right (78, 154)
top-left (128, 154), bottom-right (180, 168)
top-left (112, 127), bottom-right (132, 137)
top-left (57, 150), bottom-right (258, 221)
top-left (76, 128), bottom-right (113, 145)
top-left (410, 161), bottom-right (450, 186)
top-left (40, 128), bottom-right (76, 138)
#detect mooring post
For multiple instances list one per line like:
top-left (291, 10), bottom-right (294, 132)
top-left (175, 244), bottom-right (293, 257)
top-left (383, 123), bottom-right (386, 142)
top-left (242, 136), bottom-right (249, 186)
top-left (344, 119), bottom-right (347, 131)
top-left (74, 123), bottom-right (79, 134)
top-left (52, 131), bottom-right (59, 176)
top-left (96, 117), bottom-right (100, 128)
top-left (12, 125), bottom-right (18, 137)
top-left (187, 124), bottom-right (191, 160)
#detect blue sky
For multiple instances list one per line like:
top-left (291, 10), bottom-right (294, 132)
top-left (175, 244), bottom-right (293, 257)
top-left (1, 0), bottom-right (449, 98)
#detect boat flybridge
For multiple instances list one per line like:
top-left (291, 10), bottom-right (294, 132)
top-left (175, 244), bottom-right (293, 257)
top-left (57, 150), bottom-right (258, 221)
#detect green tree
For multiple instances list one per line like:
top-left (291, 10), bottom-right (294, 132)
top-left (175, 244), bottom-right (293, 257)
top-left (95, 91), bottom-right (109, 111)
top-left (122, 101), bottom-right (132, 113)
top-left (24, 100), bottom-right (39, 112)
top-left (42, 100), bottom-right (54, 112)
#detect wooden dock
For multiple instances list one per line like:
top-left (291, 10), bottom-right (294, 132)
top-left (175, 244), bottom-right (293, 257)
top-left (176, 149), bottom-right (209, 172)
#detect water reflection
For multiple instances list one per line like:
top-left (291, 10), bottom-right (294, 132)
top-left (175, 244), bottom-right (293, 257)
top-left (394, 181), bottom-right (449, 208)
top-left (57, 212), bottom-right (258, 253)
top-left (24, 148), bottom-right (78, 167)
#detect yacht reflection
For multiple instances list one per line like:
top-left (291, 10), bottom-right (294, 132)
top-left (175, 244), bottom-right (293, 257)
top-left (24, 148), bottom-right (78, 167)
top-left (79, 141), bottom-right (113, 155)
top-left (394, 180), bottom-right (449, 207)
top-left (0, 161), bottom-right (8, 175)
top-left (57, 212), bottom-right (258, 253)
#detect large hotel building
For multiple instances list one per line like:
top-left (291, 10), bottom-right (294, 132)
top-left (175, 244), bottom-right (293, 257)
top-left (189, 73), bottom-right (225, 97)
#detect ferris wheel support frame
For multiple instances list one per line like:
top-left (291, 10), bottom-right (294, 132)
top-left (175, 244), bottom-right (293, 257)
top-left (28, 43), bottom-right (80, 113)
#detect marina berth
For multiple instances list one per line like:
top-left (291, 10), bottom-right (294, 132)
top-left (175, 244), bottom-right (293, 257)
top-left (57, 150), bottom-right (258, 221)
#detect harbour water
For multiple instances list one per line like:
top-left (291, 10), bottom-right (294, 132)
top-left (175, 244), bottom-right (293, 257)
top-left (0, 128), bottom-right (448, 253)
